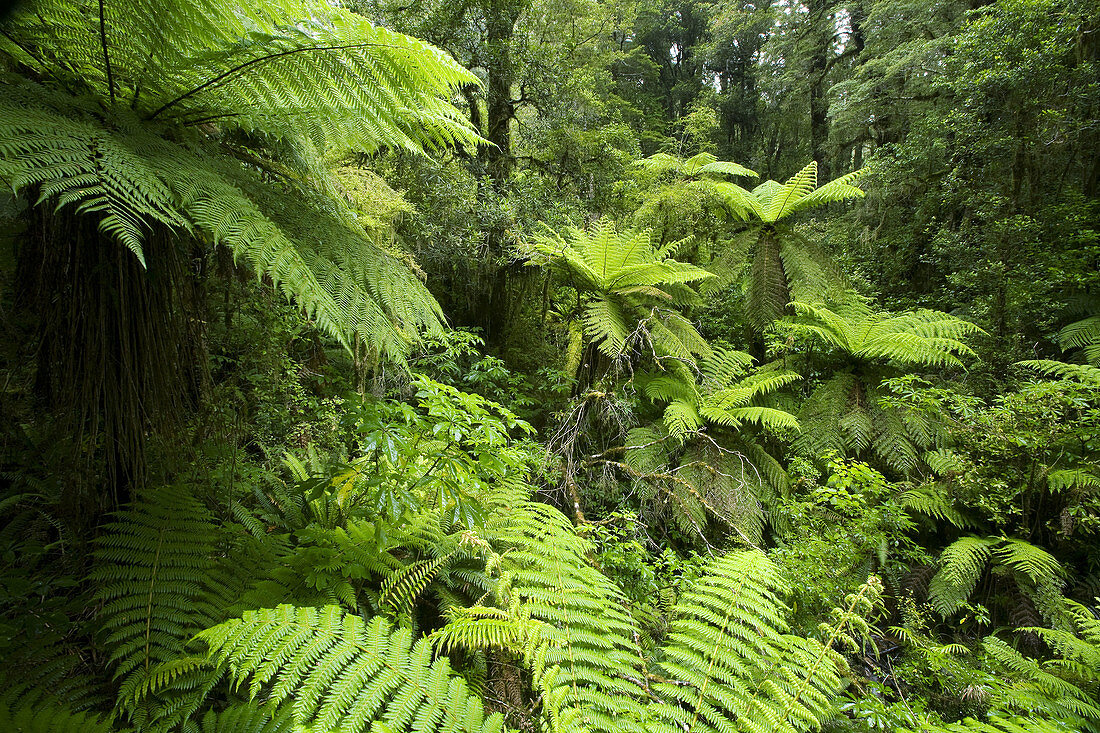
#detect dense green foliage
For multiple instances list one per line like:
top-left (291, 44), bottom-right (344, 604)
top-left (1, 0), bottom-right (1098, 732)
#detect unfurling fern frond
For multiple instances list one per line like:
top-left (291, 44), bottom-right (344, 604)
top-left (198, 605), bottom-right (508, 733)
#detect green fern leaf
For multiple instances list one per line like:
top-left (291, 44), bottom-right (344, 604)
top-left (199, 605), bottom-right (508, 733)
top-left (928, 537), bottom-right (996, 617)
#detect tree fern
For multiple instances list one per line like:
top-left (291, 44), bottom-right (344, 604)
top-left (786, 300), bottom-right (981, 369)
top-left (2, 0), bottom-right (483, 493)
top-left (0, 0), bottom-right (483, 494)
top-left (529, 221), bottom-right (714, 375)
top-left (697, 162), bottom-right (866, 329)
top-left (785, 297), bottom-right (979, 475)
top-left (626, 349), bottom-right (799, 542)
top-left (198, 605), bottom-right (508, 733)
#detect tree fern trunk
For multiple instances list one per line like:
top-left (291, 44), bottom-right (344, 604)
top-left (15, 207), bottom-right (204, 526)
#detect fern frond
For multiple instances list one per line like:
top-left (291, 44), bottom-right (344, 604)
top-left (382, 553), bottom-right (455, 616)
top-left (784, 167), bottom-right (867, 216)
top-left (1057, 314), bottom-right (1100, 362)
top-left (700, 347), bottom-right (755, 388)
top-left (994, 539), bottom-right (1065, 585)
top-left (583, 297), bottom-right (633, 357)
top-left (900, 486), bottom-right (972, 528)
top-left (1048, 468), bottom-right (1100, 492)
top-left (763, 161), bottom-right (818, 222)
top-left (712, 180), bottom-right (766, 220)
top-left (90, 486), bottom-right (216, 691)
top-left (928, 536), bottom-right (996, 617)
top-left (198, 605), bottom-right (508, 733)
top-left (432, 606), bottom-right (552, 656)
top-left (788, 300), bottom-right (981, 368)
top-left (697, 160), bottom-right (759, 179)
top-left (747, 230), bottom-right (791, 328)
top-left (488, 502), bottom-right (648, 733)
top-left (641, 371), bottom-right (700, 404)
top-left (533, 222), bottom-right (712, 367)
top-left (1019, 360), bottom-right (1100, 384)
top-left (197, 702), bottom-right (296, 733)
top-left (0, 698), bottom-right (125, 733)
top-left (794, 371), bottom-right (857, 461)
top-left (646, 551), bottom-right (854, 733)
top-left (664, 399), bottom-right (703, 438)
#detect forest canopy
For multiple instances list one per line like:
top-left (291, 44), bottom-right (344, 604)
top-left (0, 0), bottom-right (1097, 732)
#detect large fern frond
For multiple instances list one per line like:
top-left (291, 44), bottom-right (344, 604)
top-left (90, 487), bottom-right (217, 695)
top-left (1019, 359), bottom-right (1100, 385)
top-left (198, 605), bottom-right (508, 733)
top-left (784, 167), bottom-right (868, 216)
top-left (762, 161), bottom-right (820, 223)
top-left (645, 551), bottom-right (857, 733)
top-left (2, 0), bottom-right (481, 154)
top-left (0, 698), bottom-right (126, 733)
top-left (488, 502), bottom-right (648, 733)
top-left (927, 536), bottom-right (996, 617)
top-left (1057, 312), bottom-right (1100, 365)
top-left (787, 299), bottom-right (982, 368)
top-left (994, 539), bottom-right (1065, 585)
